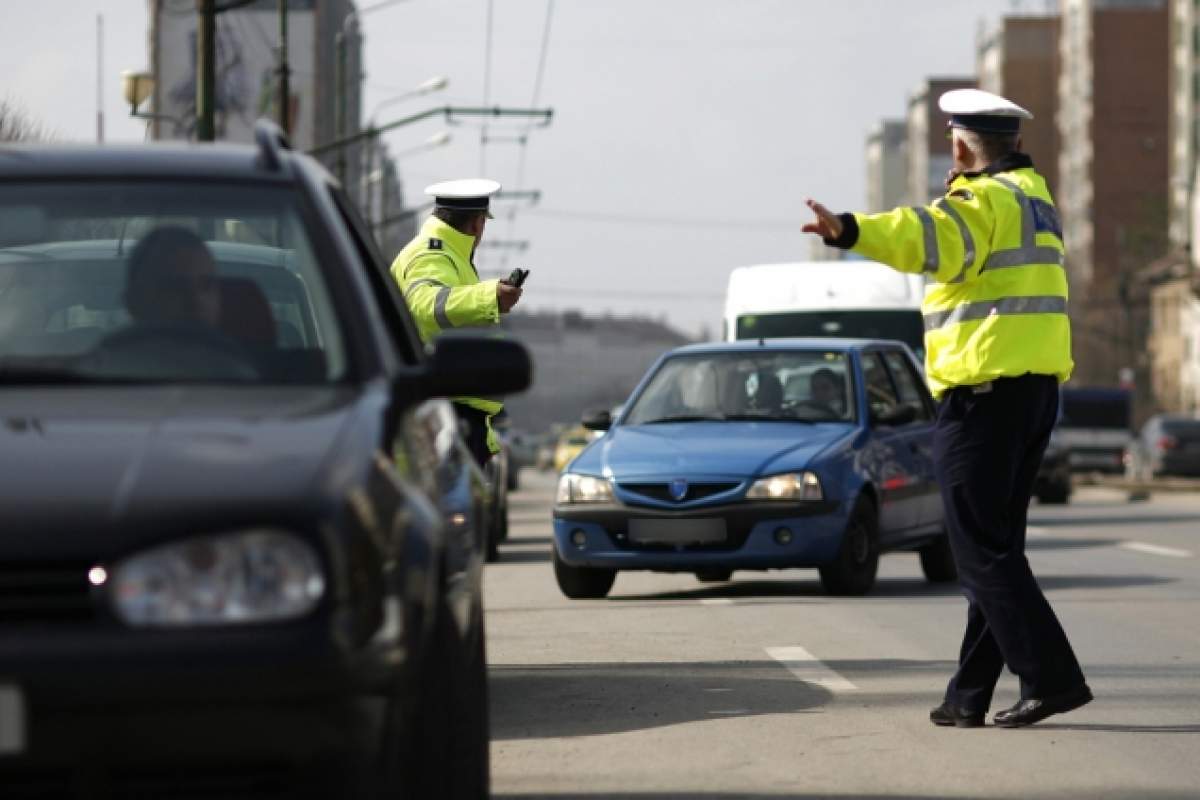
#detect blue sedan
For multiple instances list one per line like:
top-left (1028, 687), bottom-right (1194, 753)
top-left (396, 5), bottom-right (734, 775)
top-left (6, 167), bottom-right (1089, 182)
top-left (552, 339), bottom-right (954, 597)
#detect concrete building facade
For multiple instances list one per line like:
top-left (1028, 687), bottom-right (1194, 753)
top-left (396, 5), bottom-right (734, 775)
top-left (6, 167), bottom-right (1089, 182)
top-left (1057, 0), bottom-right (1169, 410)
top-left (977, 15), bottom-right (1062, 194)
top-left (865, 120), bottom-right (907, 213)
top-left (906, 77), bottom-right (976, 205)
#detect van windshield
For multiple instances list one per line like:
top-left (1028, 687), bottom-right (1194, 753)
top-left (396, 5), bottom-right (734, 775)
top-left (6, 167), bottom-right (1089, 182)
top-left (736, 310), bottom-right (925, 361)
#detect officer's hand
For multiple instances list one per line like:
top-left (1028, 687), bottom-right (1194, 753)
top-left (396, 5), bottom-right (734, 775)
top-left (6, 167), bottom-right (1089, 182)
top-left (497, 281), bottom-right (522, 314)
top-left (801, 199), bottom-right (843, 240)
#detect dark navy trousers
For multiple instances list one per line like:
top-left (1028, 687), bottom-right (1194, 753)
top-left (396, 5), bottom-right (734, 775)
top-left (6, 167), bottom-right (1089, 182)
top-left (932, 374), bottom-right (1086, 713)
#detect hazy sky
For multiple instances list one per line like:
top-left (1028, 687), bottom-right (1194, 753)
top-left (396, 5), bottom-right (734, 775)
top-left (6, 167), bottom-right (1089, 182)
top-left (1, 0), bottom-right (1047, 336)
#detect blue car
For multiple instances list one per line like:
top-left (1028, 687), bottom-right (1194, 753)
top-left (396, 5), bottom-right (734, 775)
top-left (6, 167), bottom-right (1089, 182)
top-left (552, 339), bottom-right (954, 597)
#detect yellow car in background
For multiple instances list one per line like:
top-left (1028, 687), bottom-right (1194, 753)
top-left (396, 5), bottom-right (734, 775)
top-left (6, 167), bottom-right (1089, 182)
top-left (554, 426), bottom-right (594, 472)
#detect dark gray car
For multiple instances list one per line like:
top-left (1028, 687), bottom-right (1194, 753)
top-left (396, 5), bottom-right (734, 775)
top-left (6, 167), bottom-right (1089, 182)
top-left (1126, 414), bottom-right (1200, 479)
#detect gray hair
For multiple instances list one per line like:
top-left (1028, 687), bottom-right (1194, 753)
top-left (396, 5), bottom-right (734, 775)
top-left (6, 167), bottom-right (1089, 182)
top-left (955, 128), bottom-right (1019, 164)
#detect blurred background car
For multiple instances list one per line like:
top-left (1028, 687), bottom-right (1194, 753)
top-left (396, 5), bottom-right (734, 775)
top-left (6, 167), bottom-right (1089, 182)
top-left (553, 425), bottom-right (594, 473)
top-left (1033, 429), bottom-right (1072, 504)
top-left (1125, 414), bottom-right (1200, 479)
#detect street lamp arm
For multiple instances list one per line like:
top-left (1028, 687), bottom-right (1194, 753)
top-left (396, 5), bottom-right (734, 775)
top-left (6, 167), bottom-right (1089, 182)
top-left (310, 106), bottom-right (553, 157)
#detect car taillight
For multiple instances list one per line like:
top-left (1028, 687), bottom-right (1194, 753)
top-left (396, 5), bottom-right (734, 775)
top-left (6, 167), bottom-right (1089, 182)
top-left (1157, 435), bottom-right (1178, 452)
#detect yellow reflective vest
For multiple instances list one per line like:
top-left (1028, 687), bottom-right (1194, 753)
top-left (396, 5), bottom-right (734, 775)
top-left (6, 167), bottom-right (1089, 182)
top-left (842, 153), bottom-right (1072, 399)
top-left (392, 216), bottom-right (504, 452)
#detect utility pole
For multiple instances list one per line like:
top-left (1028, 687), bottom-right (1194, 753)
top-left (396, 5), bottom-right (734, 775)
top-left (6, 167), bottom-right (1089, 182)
top-left (196, 0), bottom-right (216, 141)
top-left (96, 14), bottom-right (104, 143)
top-left (277, 0), bottom-right (290, 133)
top-left (335, 27), bottom-right (350, 182)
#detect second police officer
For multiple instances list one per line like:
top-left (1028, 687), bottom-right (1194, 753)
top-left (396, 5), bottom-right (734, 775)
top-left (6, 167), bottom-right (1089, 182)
top-left (392, 178), bottom-right (523, 467)
top-left (802, 89), bottom-right (1092, 728)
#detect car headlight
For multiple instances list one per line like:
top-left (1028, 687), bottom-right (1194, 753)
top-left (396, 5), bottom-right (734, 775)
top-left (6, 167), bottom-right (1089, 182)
top-left (746, 472), bottom-right (823, 501)
top-left (556, 473), bottom-right (615, 505)
top-left (111, 529), bottom-right (325, 628)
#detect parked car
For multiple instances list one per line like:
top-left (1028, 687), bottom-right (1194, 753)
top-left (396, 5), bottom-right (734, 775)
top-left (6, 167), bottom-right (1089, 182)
top-left (1125, 414), bottom-right (1200, 479)
top-left (1057, 386), bottom-right (1133, 473)
top-left (1034, 430), bottom-right (1072, 504)
top-left (0, 123), bottom-right (531, 796)
top-left (552, 339), bottom-right (954, 598)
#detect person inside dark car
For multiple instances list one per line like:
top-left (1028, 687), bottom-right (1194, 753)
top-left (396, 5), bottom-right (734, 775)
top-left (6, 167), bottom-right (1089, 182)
top-left (811, 367), bottom-right (846, 416)
top-left (123, 226), bottom-right (222, 328)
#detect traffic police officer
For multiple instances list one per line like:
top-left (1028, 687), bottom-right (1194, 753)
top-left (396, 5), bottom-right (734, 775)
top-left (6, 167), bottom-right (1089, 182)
top-left (392, 178), bottom-right (522, 467)
top-left (802, 89), bottom-right (1091, 728)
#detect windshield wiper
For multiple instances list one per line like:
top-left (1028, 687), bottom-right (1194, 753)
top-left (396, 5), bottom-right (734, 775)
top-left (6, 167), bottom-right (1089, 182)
top-left (0, 363), bottom-right (146, 386)
top-left (722, 413), bottom-right (817, 423)
top-left (639, 413), bottom-right (727, 424)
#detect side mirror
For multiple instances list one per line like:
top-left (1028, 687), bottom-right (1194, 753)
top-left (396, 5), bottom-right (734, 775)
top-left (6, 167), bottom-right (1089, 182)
top-left (581, 409), bottom-right (612, 431)
top-left (871, 404), bottom-right (917, 427)
top-left (418, 333), bottom-right (532, 399)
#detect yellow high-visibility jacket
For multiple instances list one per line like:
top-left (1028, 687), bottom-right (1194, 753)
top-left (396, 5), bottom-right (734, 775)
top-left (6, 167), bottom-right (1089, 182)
top-left (831, 153), bottom-right (1072, 399)
top-left (392, 216), bottom-right (504, 452)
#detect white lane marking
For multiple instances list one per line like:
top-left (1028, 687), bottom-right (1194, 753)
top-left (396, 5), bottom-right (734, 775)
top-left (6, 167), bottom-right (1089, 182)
top-left (704, 687), bottom-right (733, 693)
top-left (1120, 541), bottom-right (1192, 559)
top-left (766, 646), bottom-right (858, 693)
top-left (1027, 526), bottom-right (1050, 538)
top-left (707, 709), bottom-right (750, 715)
top-left (700, 598), bottom-right (734, 606)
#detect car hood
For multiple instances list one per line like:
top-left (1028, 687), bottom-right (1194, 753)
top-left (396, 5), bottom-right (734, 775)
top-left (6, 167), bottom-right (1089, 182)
top-left (575, 421), bottom-right (855, 480)
top-left (0, 385), bottom-right (365, 559)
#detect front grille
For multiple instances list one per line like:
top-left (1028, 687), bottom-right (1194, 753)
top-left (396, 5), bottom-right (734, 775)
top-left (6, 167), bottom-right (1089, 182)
top-left (0, 562), bottom-right (96, 623)
top-left (619, 482), bottom-right (741, 505)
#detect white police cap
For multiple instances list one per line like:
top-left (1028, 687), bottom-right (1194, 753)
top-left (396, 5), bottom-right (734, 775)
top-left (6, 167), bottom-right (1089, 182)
top-left (939, 88), bottom-right (1032, 134)
top-left (425, 178), bottom-right (502, 218)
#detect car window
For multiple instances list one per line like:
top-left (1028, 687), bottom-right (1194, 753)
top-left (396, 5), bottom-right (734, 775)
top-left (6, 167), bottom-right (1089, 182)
top-left (0, 182), bottom-right (347, 384)
top-left (624, 350), bottom-right (854, 424)
top-left (329, 188), bottom-right (422, 366)
top-left (862, 352), bottom-right (901, 419)
top-left (881, 350), bottom-right (932, 422)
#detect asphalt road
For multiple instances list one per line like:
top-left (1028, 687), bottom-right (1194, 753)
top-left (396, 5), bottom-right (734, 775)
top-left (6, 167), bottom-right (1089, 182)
top-left (485, 470), bottom-right (1200, 800)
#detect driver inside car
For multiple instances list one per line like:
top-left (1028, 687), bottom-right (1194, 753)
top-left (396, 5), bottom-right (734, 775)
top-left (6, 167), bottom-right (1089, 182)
top-left (123, 227), bottom-right (222, 328)
top-left (87, 226), bottom-right (259, 380)
top-left (810, 367), bottom-right (846, 416)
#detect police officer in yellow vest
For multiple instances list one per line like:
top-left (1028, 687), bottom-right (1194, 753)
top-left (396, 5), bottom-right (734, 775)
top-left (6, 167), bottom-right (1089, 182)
top-left (803, 89), bottom-right (1091, 729)
top-left (392, 178), bottom-right (522, 466)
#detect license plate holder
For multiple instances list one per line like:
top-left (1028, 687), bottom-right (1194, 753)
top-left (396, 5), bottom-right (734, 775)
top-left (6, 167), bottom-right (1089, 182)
top-left (0, 684), bottom-right (26, 756)
top-left (628, 518), bottom-right (727, 545)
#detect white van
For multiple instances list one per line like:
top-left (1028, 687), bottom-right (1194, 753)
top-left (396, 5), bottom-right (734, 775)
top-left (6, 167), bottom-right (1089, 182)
top-left (723, 260), bottom-right (926, 360)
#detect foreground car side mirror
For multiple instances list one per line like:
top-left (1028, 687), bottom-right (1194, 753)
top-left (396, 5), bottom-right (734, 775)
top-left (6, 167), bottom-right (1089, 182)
top-left (417, 334), bottom-right (532, 399)
top-left (581, 409), bottom-right (612, 431)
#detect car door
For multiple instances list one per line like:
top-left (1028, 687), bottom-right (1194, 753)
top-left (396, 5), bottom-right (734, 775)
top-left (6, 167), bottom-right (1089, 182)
top-left (860, 350), bottom-right (925, 541)
top-left (879, 348), bottom-right (941, 535)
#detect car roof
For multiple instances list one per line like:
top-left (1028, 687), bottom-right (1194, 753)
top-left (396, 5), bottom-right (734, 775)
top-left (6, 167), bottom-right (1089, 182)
top-left (0, 142), bottom-right (307, 184)
top-left (668, 338), bottom-right (906, 356)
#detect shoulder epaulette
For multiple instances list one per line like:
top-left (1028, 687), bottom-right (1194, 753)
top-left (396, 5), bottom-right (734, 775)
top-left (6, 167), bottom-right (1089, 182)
top-left (428, 238), bottom-right (443, 250)
top-left (948, 188), bottom-right (975, 202)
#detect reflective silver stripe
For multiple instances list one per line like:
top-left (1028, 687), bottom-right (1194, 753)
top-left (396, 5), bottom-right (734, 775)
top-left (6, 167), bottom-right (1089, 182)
top-left (434, 286), bottom-right (454, 329)
top-left (910, 206), bottom-right (939, 274)
top-left (404, 278), bottom-right (447, 299)
top-left (982, 176), bottom-right (1061, 273)
top-left (923, 295), bottom-right (1068, 332)
top-left (982, 246), bottom-right (1065, 270)
top-left (934, 196), bottom-right (974, 283)
top-left (991, 176), bottom-right (1035, 249)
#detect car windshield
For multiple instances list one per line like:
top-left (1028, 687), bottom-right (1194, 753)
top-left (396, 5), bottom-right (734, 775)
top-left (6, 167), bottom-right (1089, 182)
top-left (736, 310), bottom-right (925, 361)
top-left (624, 350), bottom-right (854, 424)
top-left (0, 181), bottom-right (348, 384)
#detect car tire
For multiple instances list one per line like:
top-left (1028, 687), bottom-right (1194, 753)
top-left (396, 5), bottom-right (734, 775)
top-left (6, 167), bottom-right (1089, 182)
top-left (694, 569), bottom-right (733, 583)
top-left (553, 547), bottom-right (616, 599)
top-left (918, 532), bottom-right (957, 583)
top-left (387, 597), bottom-right (489, 800)
top-left (819, 496), bottom-right (879, 596)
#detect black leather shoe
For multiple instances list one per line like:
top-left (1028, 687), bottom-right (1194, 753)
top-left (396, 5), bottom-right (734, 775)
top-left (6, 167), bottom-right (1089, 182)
top-left (993, 684), bottom-right (1093, 728)
top-left (930, 702), bottom-right (985, 728)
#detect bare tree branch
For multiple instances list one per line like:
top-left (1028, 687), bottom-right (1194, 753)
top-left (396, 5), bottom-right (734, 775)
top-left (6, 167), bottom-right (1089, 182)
top-left (0, 99), bottom-right (52, 142)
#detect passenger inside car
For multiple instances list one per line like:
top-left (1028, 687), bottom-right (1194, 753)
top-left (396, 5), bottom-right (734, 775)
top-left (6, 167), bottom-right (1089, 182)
top-left (123, 226), bottom-right (222, 329)
top-left (810, 367), bottom-right (847, 416)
